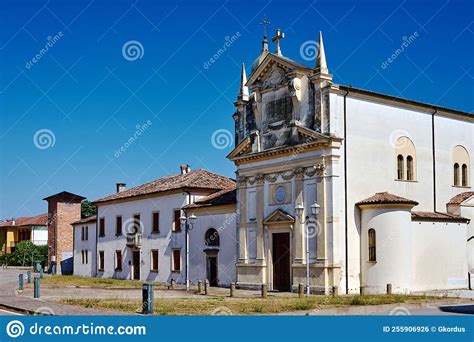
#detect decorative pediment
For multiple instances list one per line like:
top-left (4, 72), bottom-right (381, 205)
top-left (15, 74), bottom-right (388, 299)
top-left (294, 124), bottom-right (330, 143)
top-left (247, 53), bottom-right (312, 89)
top-left (227, 137), bottom-right (252, 160)
top-left (263, 208), bottom-right (295, 224)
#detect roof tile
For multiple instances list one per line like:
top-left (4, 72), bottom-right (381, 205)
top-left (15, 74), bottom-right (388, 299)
top-left (94, 169), bottom-right (235, 204)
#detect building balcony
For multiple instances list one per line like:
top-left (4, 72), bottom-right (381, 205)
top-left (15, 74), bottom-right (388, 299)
top-left (126, 233), bottom-right (142, 248)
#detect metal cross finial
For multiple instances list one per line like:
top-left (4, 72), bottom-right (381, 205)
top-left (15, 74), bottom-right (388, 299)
top-left (272, 28), bottom-right (285, 55)
top-left (260, 15), bottom-right (271, 37)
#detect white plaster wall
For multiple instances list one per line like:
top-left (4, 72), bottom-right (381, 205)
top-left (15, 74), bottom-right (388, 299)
top-left (360, 207), bottom-right (412, 294)
top-left (411, 220), bottom-right (468, 291)
top-left (332, 92), bottom-right (472, 293)
top-left (188, 210), bottom-right (237, 286)
top-left (96, 192), bottom-right (195, 283)
top-left (31, 226), bottom-right (48, 245)
top-left (459, 198), bottom-right (474, 273)
top-left (434, 114), bottom-right (473, 211)
top-left (73, 222), bottom-right (96, 277)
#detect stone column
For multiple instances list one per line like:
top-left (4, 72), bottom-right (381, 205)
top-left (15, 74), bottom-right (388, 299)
top-left (294, 167), bottom-right (305, 263)
top-left (316, 164), bottom-right (327, 260)
top-left (237, 176), bottom-right (247, 263)
top-left (255, 174), bottom-right (265, 264)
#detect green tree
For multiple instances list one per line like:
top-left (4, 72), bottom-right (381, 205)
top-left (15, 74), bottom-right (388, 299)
top-left (81, 200), bottom-right (97, 218)
top-left (8, 241), bottom-right (47, 266)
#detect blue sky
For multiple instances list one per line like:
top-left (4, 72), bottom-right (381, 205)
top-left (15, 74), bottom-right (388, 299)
top-left (0, 0), bottom-right (473, 218)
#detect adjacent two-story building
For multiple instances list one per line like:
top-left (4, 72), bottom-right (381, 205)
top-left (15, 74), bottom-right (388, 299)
top-left (0, 213), bottom-right (48, 254)
top-left (73, 166), bottom-right (237, 286)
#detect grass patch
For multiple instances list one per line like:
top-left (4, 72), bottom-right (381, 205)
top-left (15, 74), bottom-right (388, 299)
top-left (58, 294), bottom-right (441, 315)
top-left (41, 275), bottom-right (147, 289)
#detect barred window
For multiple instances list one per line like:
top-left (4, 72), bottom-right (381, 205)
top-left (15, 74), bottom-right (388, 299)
top-left (397, 155), bottom-right (404, 180)
top-left (368, 229), bottom-right (376, 262)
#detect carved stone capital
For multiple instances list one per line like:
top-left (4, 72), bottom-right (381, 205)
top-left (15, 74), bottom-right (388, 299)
top-left (237, 175), bottom-right (247, 187)
top-left (294, 167), bottom-right (305, 179)
top-left (255, 174), bottom-right (265, 185)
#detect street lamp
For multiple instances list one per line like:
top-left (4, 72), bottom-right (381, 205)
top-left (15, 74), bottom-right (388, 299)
top-left (180, 212), bottom-right (197, 291)
top-left (295, 202), bottom-right (320, 297)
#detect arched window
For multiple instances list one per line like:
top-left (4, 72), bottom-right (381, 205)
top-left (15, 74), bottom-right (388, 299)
top-left (454, 163), bottom-right (460, 186)
top-left (406, 155), bottom-right (414, 181)
top-left (453, 145), bottom-right (470, 187)
top-left (395, 137), bottom-right (416, 181)
top-left (368, 229), bottom-right (376, 262)
top-left (397, 155), bottom-right (404, 180)
top-left (462, 164), bottom-right (468, 187)
top-left (205, 228), bottom-right (220, 247)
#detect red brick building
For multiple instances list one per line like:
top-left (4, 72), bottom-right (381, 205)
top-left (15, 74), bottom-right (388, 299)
top-left (43, 191), bottom-right (85, 274)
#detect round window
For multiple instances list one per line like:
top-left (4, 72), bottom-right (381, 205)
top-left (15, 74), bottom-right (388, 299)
top-left (274, 186), bottom-right (286, 204)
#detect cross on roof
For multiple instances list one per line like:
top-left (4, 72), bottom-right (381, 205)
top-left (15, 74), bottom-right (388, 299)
top-left (272, 28), bottom-right (285, 56)
top-left (260, 15), bottom-right (271, 37)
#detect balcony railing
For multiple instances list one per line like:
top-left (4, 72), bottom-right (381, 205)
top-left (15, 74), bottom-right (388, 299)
top-left (126, 233), bottom-right (142, 248)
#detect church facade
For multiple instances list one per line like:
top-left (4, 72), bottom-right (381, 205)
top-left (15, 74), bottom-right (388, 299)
top-left (227, 30), bottom-right (473, 294)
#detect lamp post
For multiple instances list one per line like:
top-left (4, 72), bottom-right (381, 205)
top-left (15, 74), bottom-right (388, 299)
top-left (180, 212), bottom-right (196, 291)
top-left (295, 202), bottom-right (320, 297)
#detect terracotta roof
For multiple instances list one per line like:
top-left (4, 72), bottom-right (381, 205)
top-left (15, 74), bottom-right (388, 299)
top-left (411, 211), bottom-right (469, 223)
top-left (94, 169), bottom-right (236, 204)
top-left (0, 213), bottom-right (48, 228)
top-left (43, 191), bottom-right (85, 202)
top-left (184, 186), bottom-right (237, 209)
top-left (72, 215), bottom-right (97, 225)
top-left (447, 192), bottom-right (474, 205)
top-left (356, 192), bottom-right (419, 206)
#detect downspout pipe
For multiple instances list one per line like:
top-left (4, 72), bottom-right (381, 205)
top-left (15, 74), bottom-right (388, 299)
top-left (343, 90), bottom-right (349, 294)
top-left (431, 109), bottom-right (437, 212)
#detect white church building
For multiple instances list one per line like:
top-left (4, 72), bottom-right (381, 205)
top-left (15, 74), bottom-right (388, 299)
top-left (73, 29), bottom-right (473, 295)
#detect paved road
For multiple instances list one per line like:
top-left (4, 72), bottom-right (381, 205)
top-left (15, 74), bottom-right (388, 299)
top-left (0, 268), bottom-right (125, 315)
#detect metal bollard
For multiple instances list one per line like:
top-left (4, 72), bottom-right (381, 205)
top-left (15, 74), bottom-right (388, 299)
top-left (261, 284), bottom-right (267, 298)
top-left (298, 283), bottom-right (304, 298)
top-left (39, 267), bottom-right (43, 279)
top-left (27, 271), bottom-right (31, 284)
top-left (197, 280), bottom-right (203, 293)
top-left (34, 277), bottom-right (40, 298)
top-left (18, 274), bottom-right (24, 291)
top-left (386, 284), bottom-right (392, 295)
top-left (204, 279), bottom-right (209, 295)
top-left (230, 282), bottom-right (236, 297)
top-left (142, 283), bottom-right (154, 314)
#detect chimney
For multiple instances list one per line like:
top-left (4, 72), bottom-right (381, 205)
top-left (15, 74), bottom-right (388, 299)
top-left (11, 218), bottom-right (15, 226)
top-left (116, 183), bottom-right (127, 193)
top-left (180, 164), bottom-right (191, 174)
